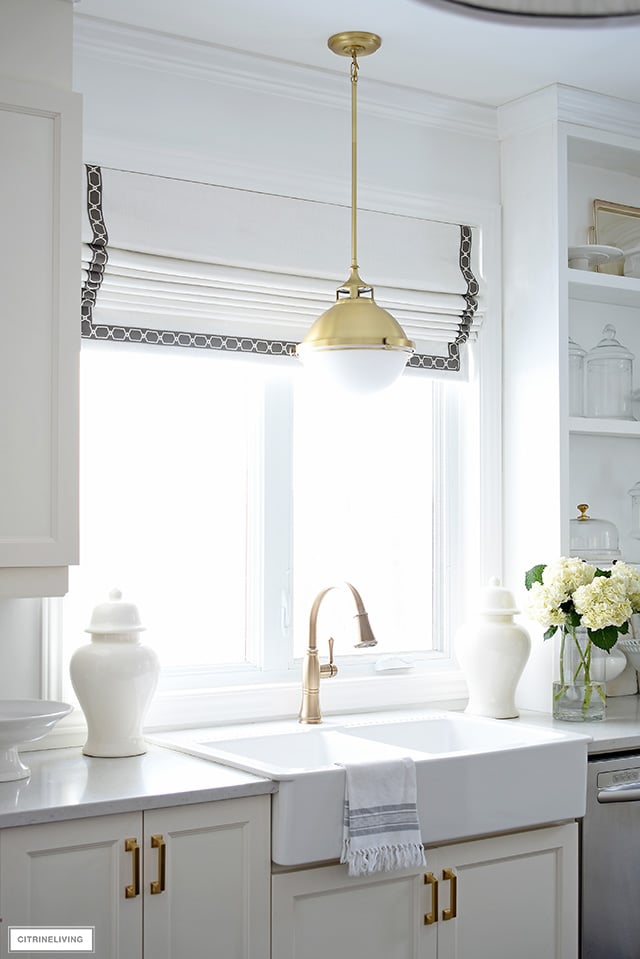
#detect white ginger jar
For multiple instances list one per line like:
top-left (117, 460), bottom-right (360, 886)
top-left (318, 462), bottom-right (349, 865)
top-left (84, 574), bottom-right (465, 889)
top-left (456, 577), bottom-right (531, 719)
top-left (70, 589), bottom-right (160, 757)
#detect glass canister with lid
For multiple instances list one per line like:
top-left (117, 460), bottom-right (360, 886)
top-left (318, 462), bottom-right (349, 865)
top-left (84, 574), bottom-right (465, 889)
top-left (585, 324), bottom-right (634, 419)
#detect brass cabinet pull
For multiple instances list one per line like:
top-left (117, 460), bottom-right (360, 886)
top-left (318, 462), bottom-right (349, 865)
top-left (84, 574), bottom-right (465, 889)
top-left (442, 867), bottom-right (457, 921)
top-left (124, 838), bottom-right (140, 899)
top-left (150, 834), bottom-right (166, 895)
top-left (423, 872), bottom-right (438, 925)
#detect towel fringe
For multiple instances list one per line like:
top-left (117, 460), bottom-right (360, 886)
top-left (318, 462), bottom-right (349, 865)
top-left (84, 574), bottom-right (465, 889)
top-left (341, 840), bottom-right (426, 877)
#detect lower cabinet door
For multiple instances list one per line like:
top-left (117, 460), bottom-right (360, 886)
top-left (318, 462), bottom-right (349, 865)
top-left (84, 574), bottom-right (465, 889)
top-left (428, 823), bottom-right (579, 959)
top-left (0, 811), bottom-right (142, 959)
top-left (272, 862), bottom-right (433, 959)
top-left (143, 797), bottom-right (271, 959)
top-left (271, 823), bottom-right (578, 959)
top-left (0, 796), bottom-right (271, 959)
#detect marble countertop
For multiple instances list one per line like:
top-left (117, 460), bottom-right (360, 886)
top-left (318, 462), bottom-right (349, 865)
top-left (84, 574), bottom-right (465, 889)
top-left (0, 744), bottom-right (274, 829)
top-left (2, 697), bottom-right (640, 831)
top-left (516, 695), bottom-right (640, 755)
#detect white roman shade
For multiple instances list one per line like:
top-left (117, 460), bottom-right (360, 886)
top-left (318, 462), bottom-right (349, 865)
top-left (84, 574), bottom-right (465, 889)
top-left (82, 166), bottom-right (484, 373)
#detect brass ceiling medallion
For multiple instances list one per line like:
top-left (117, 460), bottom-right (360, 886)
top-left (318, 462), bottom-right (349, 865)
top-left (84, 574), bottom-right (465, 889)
top-left (296, 31), bottom-right (415, 394)
top-left (326, 31), bottom-right (382, 57)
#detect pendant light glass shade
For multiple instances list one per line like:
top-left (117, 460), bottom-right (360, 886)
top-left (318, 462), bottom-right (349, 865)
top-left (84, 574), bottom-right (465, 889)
top-left (297, 268), bottom-right (415, 394)
top-left (296, 33), bottom-right (414, 394)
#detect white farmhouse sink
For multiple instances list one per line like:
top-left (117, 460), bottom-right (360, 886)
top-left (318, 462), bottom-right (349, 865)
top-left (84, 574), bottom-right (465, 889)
top-left (338, 713), bottom-right (558, 754)
top-left (152, 709), bottom-right (590, 865)
top-left (195, 727), bottom-right (427, 778)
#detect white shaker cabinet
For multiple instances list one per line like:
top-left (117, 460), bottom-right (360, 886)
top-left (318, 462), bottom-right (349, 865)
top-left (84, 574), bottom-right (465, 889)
top-left (0, 796), bottom-right (270, 959)
top-left (272, 822), bottom-right (578, 959)
top-left (0, 75), bottom-right (81, 597)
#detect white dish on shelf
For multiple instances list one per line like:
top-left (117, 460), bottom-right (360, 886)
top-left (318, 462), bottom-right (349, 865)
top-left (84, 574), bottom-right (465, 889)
top-left (568, 245), bottom-right (624, 271)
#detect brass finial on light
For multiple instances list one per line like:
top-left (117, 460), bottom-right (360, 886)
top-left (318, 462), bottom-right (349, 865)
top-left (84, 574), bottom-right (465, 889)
top-left (296, 32), bottom-right (414, 393)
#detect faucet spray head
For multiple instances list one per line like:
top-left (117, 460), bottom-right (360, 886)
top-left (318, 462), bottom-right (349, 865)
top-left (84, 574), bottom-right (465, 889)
top-left (354, 612), bottom-right (377, 648)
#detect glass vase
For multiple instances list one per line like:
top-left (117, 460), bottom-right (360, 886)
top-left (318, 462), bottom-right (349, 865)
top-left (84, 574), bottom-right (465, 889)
top-left (552, 627), bottom-right (606, 722)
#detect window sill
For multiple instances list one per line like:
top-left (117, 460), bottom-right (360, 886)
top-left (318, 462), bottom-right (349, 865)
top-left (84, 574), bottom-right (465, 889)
top-left (37, 667), bottom-right (469, 750)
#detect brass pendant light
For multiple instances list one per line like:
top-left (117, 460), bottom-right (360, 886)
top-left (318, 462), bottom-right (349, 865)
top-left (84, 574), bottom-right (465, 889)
top-left (296, 32), bottom-right (415, 393)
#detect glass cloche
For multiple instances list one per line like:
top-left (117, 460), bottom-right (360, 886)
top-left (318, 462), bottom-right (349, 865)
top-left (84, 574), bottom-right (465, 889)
top-left (570, 503), bottom-right (621, 564)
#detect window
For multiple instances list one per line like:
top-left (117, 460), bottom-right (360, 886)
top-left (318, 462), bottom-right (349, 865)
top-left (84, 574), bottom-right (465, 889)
top-left (59, 336), bottom-right (480, 723)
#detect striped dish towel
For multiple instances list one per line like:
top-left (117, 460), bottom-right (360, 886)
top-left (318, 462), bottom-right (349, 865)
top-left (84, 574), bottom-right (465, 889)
top-left (340, 756), bottom-right (426, 877)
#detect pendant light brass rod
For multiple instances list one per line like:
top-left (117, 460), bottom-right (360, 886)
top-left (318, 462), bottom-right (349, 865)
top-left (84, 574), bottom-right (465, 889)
top-left (350, 50), bottom-right (359, 273)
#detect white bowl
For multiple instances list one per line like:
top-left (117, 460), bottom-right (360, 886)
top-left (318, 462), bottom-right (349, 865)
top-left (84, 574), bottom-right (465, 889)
top-left (618, 639), bottom-right (640, 672)
top-left (0, 700), bottom-right (72, 781)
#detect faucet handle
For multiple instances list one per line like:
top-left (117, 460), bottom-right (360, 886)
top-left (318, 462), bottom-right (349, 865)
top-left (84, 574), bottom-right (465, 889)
top-left (320, 637), bottom-right (338, 679)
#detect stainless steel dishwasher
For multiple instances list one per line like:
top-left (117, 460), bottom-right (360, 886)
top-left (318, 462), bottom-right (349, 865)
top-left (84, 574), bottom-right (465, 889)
top-left (582, 751), bottom-right (640, 958)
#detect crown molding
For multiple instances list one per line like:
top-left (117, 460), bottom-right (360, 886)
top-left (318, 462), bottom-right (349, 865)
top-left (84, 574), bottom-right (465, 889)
top-left (498, 82), bottom-right (640, 141)
top-left (557, 84), bottom-right (640, 141)
top-left (73, 15), bottom-right (497, 140)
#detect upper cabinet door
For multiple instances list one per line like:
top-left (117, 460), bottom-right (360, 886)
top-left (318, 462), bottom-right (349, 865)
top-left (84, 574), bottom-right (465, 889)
top-left (0, 77), bottom-right (81, 596)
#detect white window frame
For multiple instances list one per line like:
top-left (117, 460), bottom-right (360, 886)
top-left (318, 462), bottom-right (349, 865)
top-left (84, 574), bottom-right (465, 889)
top-left (43, 311), bottom-right (501, 743)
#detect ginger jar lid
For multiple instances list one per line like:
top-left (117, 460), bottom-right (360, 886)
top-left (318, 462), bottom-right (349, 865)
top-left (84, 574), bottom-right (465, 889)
top-left (477, 577), bottom-right (519, 616)
top-left (86, 589), bottom-right (146, 635)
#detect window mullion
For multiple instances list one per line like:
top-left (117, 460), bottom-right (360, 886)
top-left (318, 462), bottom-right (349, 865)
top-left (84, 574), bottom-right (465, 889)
top-left (260, 373), bottom-right (295, 672)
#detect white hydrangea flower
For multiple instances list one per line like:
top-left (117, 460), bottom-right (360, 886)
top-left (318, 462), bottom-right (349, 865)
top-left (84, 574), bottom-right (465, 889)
top-left (542, 557), bottom-right (595, 599)
top-left (526, 581), bottom-right (567, 628)
top-left (610, 562), bottom-right (640, 612)
top-left (573, 576), bottom-right (632, 630)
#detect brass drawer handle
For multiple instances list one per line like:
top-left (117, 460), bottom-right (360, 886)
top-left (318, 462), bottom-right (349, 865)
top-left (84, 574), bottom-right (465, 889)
top-left (424, 872), bottom-right (438, 925)
top-left (124, 838), bottom-right (140, 899)
top-left (150, 834), bottom-right (166, 895)
top-left (442, 867), bottom-right (457, 921)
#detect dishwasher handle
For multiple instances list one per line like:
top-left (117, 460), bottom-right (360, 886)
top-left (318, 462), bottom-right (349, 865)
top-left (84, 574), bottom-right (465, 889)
top-left (598, 782), bottom-right (640, 803)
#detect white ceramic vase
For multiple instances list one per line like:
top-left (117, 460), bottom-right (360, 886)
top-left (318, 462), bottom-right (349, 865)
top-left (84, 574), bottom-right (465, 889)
top-left (70, 589), bottom-right (160, 757)
top-left (457, 577), bottom-right (531, 719)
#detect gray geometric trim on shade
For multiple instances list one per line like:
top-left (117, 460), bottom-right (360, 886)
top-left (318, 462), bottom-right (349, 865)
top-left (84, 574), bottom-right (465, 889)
top-left (80, 165), bottom-right (479, 372)
top-left (406, 225), bottom-right (479, 373)
top-left (84, 323), bottom-right (298, 357)
top-left (81, 165), bottom-right (108, 330)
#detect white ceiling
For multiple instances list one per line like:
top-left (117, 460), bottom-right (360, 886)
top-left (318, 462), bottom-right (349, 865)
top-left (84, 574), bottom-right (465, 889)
top-left (73, 0), bottom-right (640, 108)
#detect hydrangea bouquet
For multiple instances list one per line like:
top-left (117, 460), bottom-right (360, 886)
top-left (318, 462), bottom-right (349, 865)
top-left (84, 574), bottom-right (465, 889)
top-left (524, 558), bottom-right (640, 720)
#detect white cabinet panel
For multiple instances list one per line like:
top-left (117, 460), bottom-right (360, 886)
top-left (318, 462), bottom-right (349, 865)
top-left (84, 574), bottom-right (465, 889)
top-left (143, 798), bottom-right (270, 959)
top-left (0, 811), bottom-right (141, 959)
top-left (431, 824), bottom-right (578, 959)
top-left (0, 77), bottom-right (81, 596)
top-left (272, 863), bottom-right (427, 959)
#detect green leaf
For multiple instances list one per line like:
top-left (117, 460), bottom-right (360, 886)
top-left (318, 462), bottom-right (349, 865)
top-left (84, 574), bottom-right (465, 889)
top-left (525, 564), bottom-right (545, 590)
top-left (566, 605), bottom-right (581, 628)
top-left (543, 625), bottom-right (558, 641)
top-left (588, 625), bottom-right (619, 652)
top-left (594, 568), bottom-right (611, 578)
top-left (619, 620), bottom-right (630, 635)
